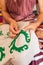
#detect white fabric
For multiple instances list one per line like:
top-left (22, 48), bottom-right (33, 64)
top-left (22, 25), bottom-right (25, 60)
top-left (0, 22), bottom-right (40, 65)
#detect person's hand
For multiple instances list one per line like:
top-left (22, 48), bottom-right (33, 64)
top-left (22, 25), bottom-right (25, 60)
top-left (9, 20), bottom-right (20, 38)
top-left (23, 22), bottom-right (39, 31)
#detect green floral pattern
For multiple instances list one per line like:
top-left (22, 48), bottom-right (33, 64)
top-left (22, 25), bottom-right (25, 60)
top-left (0, 30), bottom-right (30, 62)
top-left (0, 31), bottom-right (3, 36)
top-left (9, 30), bottom-right (30, 53)
top-left (0, 47), bottom-right (5, 61)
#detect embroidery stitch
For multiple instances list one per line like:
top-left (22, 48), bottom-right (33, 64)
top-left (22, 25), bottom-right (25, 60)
top-left (0, 47), bottom-right (5, 61)
top-left (9, 30), bottom-right (30, 53)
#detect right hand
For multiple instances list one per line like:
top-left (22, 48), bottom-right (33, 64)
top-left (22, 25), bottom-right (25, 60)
top-left (9, 20), bottom-right (20, 38)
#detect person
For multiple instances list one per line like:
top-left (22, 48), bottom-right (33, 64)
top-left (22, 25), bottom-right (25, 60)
top-left (1, 0), bottom-right (43, 48)
top-left (0, 0), bottom-right (43, 36)
top-left (0, 0), bottom-right (43, 65)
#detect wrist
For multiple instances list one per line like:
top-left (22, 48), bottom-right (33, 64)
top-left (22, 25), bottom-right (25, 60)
top-left (36, 21), bottom-right (41, 27)
top-left (9, 19), bottom-right (16, 24)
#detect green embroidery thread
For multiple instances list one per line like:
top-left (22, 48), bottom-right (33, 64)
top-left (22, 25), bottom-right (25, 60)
top-left (9, 30), bottom-right (30, 53)
top-left (6, 32), bottom-right (10, 38)
top-left (0, 30), bottom-right (10, 38)
top-left (0, 31), bottom-right (3, 36)
top-left (0, 47), bottom-right (5, 61)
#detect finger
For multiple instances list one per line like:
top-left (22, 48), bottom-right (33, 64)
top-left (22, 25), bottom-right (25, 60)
top-left (15, 26), bottom-right (19, 31)
top-left (9, 26), bottom-right (17, 34)
top-left (16, 30), bottom-right (20, 34)
top-left (10, 32), bottom-right (16, 38)
top-left (9, 26), bottom-right (20, 34)
top-left (15, 22), bottom-right (19, 31)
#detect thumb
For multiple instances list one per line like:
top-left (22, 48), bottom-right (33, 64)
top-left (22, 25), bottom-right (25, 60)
top-left (16, 30), bottom-right (20, 34)
top-left (15, 26), bottom-right (19, 31)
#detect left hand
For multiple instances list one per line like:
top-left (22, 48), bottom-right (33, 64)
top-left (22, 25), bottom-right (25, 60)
top-left (23, 22), bottom-right (39, 31)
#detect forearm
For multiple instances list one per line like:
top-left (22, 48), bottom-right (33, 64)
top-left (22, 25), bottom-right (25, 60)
top-left (35, 13), bottom-right (43, 27)
top-left (23, 13), bottom-right (43, 31)
top-left (2, 11), bottom-right (16, 24)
